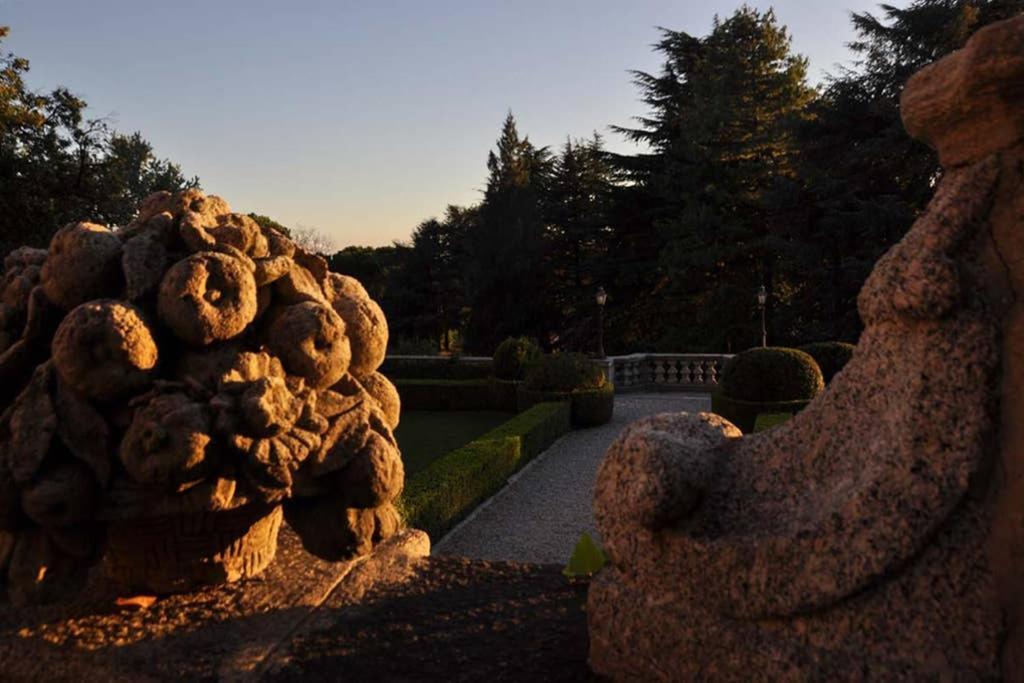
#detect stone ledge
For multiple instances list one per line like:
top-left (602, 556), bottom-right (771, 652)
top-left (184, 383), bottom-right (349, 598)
top-left (0, 527), bottom-right (430, 681)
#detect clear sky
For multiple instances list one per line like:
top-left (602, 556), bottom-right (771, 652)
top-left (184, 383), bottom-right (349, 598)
top-left (3, 0), bottom-right (894, 247)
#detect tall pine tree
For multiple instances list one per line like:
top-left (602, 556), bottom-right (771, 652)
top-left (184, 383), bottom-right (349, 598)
top-left (542, 134), bottom-right (615, 351)
top-left (464, 113), bottom-right (554, 352)
top-left (614, 7), bottom-right (813, 351)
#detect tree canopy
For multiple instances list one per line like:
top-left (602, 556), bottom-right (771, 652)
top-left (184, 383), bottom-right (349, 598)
top-left (331, 1), bottom-right (1024, 356)
top-left (8, 2), bottom-right (1022, 357)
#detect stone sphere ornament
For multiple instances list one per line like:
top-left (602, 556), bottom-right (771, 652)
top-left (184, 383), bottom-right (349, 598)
top-left (0, 190), bottom-right (403, 604)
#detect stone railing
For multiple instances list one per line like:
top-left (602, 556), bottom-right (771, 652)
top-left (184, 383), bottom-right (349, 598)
top-left (606, 353), bottom-right (732, 393)
top-left (385, 353), bottom-right (731, 393)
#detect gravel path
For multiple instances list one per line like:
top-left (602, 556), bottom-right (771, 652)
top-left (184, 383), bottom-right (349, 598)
top-left (433, 392), bottom-right (711, 564)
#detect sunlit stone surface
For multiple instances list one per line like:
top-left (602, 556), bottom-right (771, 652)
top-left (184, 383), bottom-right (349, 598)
top-left (0, 189), bottom-right (404, 604)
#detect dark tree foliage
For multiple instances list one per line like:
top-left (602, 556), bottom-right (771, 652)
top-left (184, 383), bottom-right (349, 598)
top-left (462, 112), bottom-right (556, 352)
top-left (333, 1), bottom-right (1023, 356)
top-left (329, 245), bottom-right (400, 304)
top-left (613, 7), bottom-right (814, 352)
top-left (388, 206), bottom-right (473, 350)
top-left (0, 27), bottom-right (198, 256)
top-left (775, 0), bottom-right (1024, 343)
top-left (542, 134), bottom-right (616, 353)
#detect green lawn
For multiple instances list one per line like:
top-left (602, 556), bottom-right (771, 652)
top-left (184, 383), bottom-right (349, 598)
top-left (395, 410), bottom-right (515, 476)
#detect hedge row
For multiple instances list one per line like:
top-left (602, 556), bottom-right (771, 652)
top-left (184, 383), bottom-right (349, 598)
top-left (711, 392), bottom-right (812, 434)
top-left (394, 378), bottom-right (496, 411)
top-left (396, 377), bottom-right (614, 426)
top-left (517, 383), bottom-right (614, 427)
top-left (398, 401), bottom-right (572, 539)
top-left (380, 356), bottom-right (493, 380)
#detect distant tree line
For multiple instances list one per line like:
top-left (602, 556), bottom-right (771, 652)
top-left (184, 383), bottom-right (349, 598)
top-left (4, 2), bottom-right (1022, 356)
top-left (331, 0), bottom-right (1023, 355)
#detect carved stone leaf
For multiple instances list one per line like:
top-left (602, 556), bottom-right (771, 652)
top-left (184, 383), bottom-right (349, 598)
top-left (315, 388), bottom-right (361, 418)
top-left (243, 439), bottom-right (292, 502)
top-left (307, 405), bottom-right (370, 478)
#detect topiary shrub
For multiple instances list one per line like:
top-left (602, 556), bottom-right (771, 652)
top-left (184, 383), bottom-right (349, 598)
top-left (799, 341), bottom-right (856, 384)
top-left (492, 336), bottom-right (542, 380)
top-left (523, 352), bottom-right (606, 392)
top-left (570, 382), bottom-right (615, 427)
top-left (718, 347), bottom-right (824, 403)
top-left (399, 401), bottom-right (571, 539)
top-left (520, 353), bottom-right (613, 427)
top-left (380, 356), bottom-right (492, 380)
top-left (714, 347), bottom-right (824, 433)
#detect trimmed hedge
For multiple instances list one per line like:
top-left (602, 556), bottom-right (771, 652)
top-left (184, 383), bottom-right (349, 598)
top-left (753, 412), bottom-right (793, 432)
top-left (399, 401), bottom-right (572, 539)
top-left (799, 341), bottom-right (855, 384)
top-left (718, 347), bottom-right (824, 403)
top-left (380, 356), bottom-right (493, 380)
top-left (712, 392), bottom-right (811, 434)
top-left (524, 352), bottom-right (606, 392)
top-left (490, 378), bottom-right (520, 412)
top-left (395, 379), bottom-right (494, 411)
top-left (517, 382), bottom-right (615, 427)
top-left (493, 336), bottom-right (541, 380)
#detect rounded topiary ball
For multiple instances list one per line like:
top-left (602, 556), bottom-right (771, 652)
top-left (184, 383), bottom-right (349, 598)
top-left (718, 347), bottom-right (824, 403)
top-left (493, 336), bottom-right (542, 380)
top-left (524, 352), bottom-right (605, 393)
top-left (799, 341), bottom-right (855, 384)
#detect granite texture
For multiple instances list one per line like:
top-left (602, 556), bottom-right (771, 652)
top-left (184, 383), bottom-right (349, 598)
top-left (589, 15), bottom-right (1024, 680)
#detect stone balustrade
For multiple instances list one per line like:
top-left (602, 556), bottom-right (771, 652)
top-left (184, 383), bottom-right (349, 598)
top-left (606, 353), bottom-right (732, 393)
top-left (386, 353), bottom-right (731, 393)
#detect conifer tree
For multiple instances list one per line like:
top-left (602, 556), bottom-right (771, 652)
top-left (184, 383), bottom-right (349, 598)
top-left (614, 7), bottom-right (813, 351)
top-left (542, 134), bottom-right (615, 350)
top-left (463, 113), bottom-right (553, 352)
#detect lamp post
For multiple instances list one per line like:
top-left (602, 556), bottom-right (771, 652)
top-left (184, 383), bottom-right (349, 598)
top-left (595, 286), bottom-right (608, 358)
top-left (757, 284), bottom-right (767, 348)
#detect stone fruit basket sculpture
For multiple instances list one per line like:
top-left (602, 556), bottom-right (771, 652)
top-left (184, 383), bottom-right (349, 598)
top-left (0, 190), bottom-right (403, 605)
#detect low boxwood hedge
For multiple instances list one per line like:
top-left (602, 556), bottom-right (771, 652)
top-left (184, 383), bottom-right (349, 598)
top-left (712, 392), bottom-right (811, 434)
top-left (523, 352), bottom-right (606, 392)
top-left (493, 336), bottom-right (542, 380)
top-left (718, 347), bottom-right (824, 403)
top-left (753, 412), bottom-right (794, 432)
top-left (799, 341), bottom-right (856, 384)
top-left (380, 356), bottom-right (493, 380)
top-left (490, 378), bottom-right (520, 412)
top-left (399, 401), bottom-right (572, 539)
top-left (517, 383), bottom-right (614, 427)
top-left (395, 378), bottom-right (495, 411)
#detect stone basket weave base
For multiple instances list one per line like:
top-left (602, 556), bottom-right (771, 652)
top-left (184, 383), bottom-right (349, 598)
top-left (103, 504), bottom-right (283, 594)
